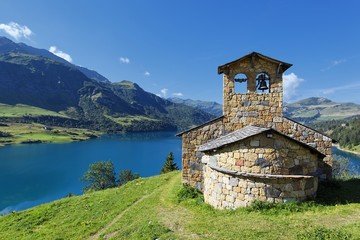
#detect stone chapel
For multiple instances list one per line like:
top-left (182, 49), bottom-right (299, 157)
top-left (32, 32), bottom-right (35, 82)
top-left (176, 52), bottom-right (335, 209)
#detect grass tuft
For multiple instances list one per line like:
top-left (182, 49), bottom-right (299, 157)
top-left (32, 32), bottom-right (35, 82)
top-left (297, 226), bottom-right (353, 240)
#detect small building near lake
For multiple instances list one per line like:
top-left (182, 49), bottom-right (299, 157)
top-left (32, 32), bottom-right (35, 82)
top-left (176, 52), bottom-right (335, 209)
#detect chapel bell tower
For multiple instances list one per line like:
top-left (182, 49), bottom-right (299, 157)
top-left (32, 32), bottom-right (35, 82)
top-left (217, 52), bottom-right (292, 131)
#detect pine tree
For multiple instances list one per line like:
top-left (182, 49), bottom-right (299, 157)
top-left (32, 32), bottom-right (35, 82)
top-left (160, 152), bottom-right (179, 174)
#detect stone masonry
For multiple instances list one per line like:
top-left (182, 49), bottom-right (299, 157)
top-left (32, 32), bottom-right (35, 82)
top-left (199, 128), bottom-right (322, 209)
top-left (176, 52), bottom-right (335, 206)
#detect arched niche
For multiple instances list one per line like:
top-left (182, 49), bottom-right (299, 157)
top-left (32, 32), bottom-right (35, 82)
top-left (256, 73), bottom-right (270, 94)
top-left (234, 73), bottom-right (248, 93)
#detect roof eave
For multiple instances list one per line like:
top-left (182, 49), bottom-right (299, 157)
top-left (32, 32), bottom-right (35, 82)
top-left (218, 51), bottom-right (293, 74)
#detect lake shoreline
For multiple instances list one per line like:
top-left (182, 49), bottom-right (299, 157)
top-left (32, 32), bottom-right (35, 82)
top-left (0, 122), bottom-right (101, 147)
top-left (333, 144), bottom-right (360, 156)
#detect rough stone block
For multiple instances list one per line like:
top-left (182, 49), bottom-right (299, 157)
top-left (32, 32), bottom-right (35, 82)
top-left (202, 125), bottom-right (210, 131)
top-left (273, 117), bottom-right (282, 123)
top-left (236, 159), bottom-right (244, 166)
top-left (196, 151), bottom-right (204, 159)
top-left (226, 195), bottom-right (234, 203)
top-left (255, 158), bottom-right (273, 168)
top-left (214, 183), bottom-right (222, 194)
top-left (196, 182), bottom-right (202, 191)
top-left (241, 111), bottom-right (259, 117)
top-left (248, 182), bottom-right (256, 188)
top-left (230, 178), bottom-right (239, 186)
top-left (190, 161), bottom-right (203, 171)
top-left (209, 156), bottom-right (218, 166)
top-left (222, 201), bottom-right (229, 208)
top-left (264, 187), bottom-right (281, 198)
top-left (261, 100), bottom-right (269, 106)
top-left (244, 100), bottom-right (251, 107)
top-left (233, 187), bottom-right (241, 193)
top-left (211, 172), bottom-right (217, 180)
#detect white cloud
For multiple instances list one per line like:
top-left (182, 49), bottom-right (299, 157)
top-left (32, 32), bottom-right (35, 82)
top-left (49, 46), bottom-right (72, 63)
top-left (120, 57), bottom-right (130, 64)
top-left (321, 59), bottom-right (347, 71)
top-left (144, 71), bottom-right (150, 76)
top-left (172, 92), bottom-right (183, 97)
top-left (160, 88), bottom-right (168, 97)
top-left (157, 88), bottom-right (168, 98)
top-left (320, 82), bottom-right (360, 95)
top-left (0, 22), bottom-right (32, 40)
top-left (283, 73), bottom-right (304, 102)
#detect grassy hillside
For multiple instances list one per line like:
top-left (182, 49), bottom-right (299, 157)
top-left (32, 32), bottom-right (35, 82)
top-left (1, 171), bottom-right (360, 239)
top-left (0, 103), bottom-right (67, 118)
top-left (0, 122), bottom-right (99, 147)
top-left (284, 97), bottom-right (360, 123)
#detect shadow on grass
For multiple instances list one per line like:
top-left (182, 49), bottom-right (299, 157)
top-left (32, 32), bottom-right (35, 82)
top-left (316, 178), bottom-right (360, 205)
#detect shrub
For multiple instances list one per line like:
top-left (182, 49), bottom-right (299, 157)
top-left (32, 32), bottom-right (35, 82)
top-left (117, 170), bottom-right (140, 186)
top-left (177, 186), bottom-right (203, 203)
top-left (332, 155), bottom-right (359, 179)
top-left (0, 131), bottom-right (12, 137)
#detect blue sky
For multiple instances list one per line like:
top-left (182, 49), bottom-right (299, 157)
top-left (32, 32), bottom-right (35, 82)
top-left (1, 0), bottom-right (360, 104)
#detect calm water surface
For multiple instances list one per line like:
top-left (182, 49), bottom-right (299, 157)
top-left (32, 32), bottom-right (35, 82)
top-left (1, 132), bottom-right (360, 214)
top-left (0, 131), bottom-right (181, 214)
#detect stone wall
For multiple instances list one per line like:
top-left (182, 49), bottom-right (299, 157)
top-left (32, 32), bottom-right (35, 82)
top-left (201, 133), bottom-right (319, 176)
top-left (203, 166), bottom-right (318, 209)
top-left (181, 118), bottom-right (224, 190)
top-left (201, 133), bottom-right (320, 209)
top-left (281, 118), bottom-right (333, 179)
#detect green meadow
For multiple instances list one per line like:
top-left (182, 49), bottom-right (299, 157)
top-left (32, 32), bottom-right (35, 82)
top-left (0, 103), bottom-right (67, 118)
top-left (1, 171), bottom-right (359, 239)
top-left (0, 122), bottom-right (98, 147)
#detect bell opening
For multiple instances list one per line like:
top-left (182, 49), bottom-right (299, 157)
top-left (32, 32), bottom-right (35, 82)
top-left (234, 73), bottom-right (248, 93)
top-left (256, 73), bottom-right (270, 93)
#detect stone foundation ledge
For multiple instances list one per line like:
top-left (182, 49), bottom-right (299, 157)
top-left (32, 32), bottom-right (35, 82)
top-left (208, 164), bottom-right (320, 179)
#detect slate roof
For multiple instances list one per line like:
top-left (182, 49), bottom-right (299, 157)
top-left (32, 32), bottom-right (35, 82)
top-left (198, 124), bottom-right (326, 157)
top-left (198, 125), bottom-right (269, 152)
top-left (218, 51), bottom-right (293, 74)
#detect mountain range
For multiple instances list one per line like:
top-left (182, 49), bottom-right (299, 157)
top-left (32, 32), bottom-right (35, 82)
top-left (0, 37), bottom-right (214, 132)
top-left (168, 97), bottom-right (360, 124)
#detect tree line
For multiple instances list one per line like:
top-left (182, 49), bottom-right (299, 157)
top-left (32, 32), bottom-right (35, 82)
top-left (310, 117), bottom-right (360, 149)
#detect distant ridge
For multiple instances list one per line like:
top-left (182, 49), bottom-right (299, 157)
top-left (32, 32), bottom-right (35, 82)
top-left (169, 96), bottom-right (360, 124)
top-left (0, 36), bottom-right (109, 83)
top-left (168, 97), bottom-right (223, 117)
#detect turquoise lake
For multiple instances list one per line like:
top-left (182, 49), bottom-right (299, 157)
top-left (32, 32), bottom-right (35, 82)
top-left (0, 131), bottom-right (182, 214)
top-left (0, 131), bottom-right (359, 214)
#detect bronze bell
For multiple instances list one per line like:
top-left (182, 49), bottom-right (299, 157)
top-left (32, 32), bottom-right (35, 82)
top-left (258, 79), bottom-right (269, 92)
top-left (257, 74), bottom-right (269, 92)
